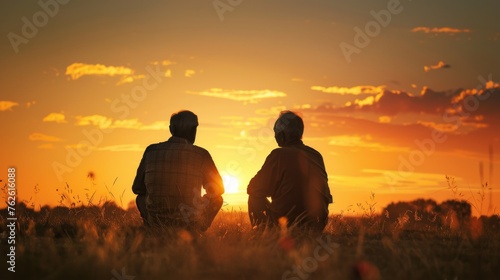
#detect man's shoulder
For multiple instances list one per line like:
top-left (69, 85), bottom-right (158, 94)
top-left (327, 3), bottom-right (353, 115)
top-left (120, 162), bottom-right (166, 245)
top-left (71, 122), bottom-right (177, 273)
top-left (280, 144), bottom-right (325, 159)
top-left (192, 144), bottom-right (211, 155)
top-left (144, 141), bottom-right (167, 152)
top-left (268, 147), bottom-right (284, 156)
top-left (266, 147), bottom-right (294, 160)
top-left (145, 142), bottom-right (210, 155)
top-left (303, 144), bottom-right (322, 155)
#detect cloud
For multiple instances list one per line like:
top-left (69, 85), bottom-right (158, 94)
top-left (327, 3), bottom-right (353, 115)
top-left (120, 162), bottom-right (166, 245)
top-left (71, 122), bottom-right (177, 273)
top-left (416, 121), bottom-right (459, 132)
top-left (330, 87), bottom-right (456, 116)
top-left (66, 63), bottom-right (133, 79)
top-left (187, 88), bottom-right (286, 103)
top-left (76, 115), bottom-right (113, 129)
top-left (311, 85), bottom-right (385, 95)
top-left (328, 171), bottom-right (449, 193)
top-left (0, 101), bottom-right (19, 111)
top-left (29, 133), bottom-right (63, 142)
top-left (255, 105), bottom-right (288, 116)
top-left (294, 82), bottom-right (500, 158)
top-left (43, 112), bottom-right (67, 123)
top-left (110, 118), bottom-right (141, 129)
top-left (26, 101), bottom-right (36, 109)
top-left (328, 135), bottom-right (407, 152)
top-left (65, 143), bottom-right (90, 150)
top-left (306, 82), bottom-right (500, 137)
top-left (116, 74), bottom-right (145, 85)
top-left (449, 81), bottom-right (500, 124)
top-left (346, 95), bottom-right (379, 107)
top-left (149, 60), bottom-right (173, 77)
top-left (111, 119), bottom-right (167, 130)
top-left (424, 61), bottom-right (451, 72)
top-left (185, 69), bottom-right (196, 78)
top-left (151, 60), bottom-right (176, 66)
top-left (65, 63), bottom-right (144, 85)
top-left (97, 144), bottom-right (144, 152)
top-left (451, 81), bottom-right (499, 104)
top-left (378, 116), bottom-right (391, 123)
top-left (412, 27), bottom-right (471, 34)
top-left (36, 143), bottom-right (55, 149)
top-left (75, 115), bottom-right (168, 131)
top-left (337, 170), bottom-right (450, 194)
top-left (217, 116), bottom-right (262, 128)
top-left (139, 121), bottom-right (169, 131)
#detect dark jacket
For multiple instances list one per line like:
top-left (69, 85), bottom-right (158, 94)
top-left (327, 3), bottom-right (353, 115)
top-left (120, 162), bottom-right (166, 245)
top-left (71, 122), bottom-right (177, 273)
top-left (247, 140), bottom-right (333, 229)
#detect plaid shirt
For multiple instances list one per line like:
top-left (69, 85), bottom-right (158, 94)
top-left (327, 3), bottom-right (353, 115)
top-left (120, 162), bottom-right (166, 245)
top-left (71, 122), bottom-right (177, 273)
top-left (132, 137), bottom-right (224, 220)
top-left (247, 140), bottom-right (333, 226)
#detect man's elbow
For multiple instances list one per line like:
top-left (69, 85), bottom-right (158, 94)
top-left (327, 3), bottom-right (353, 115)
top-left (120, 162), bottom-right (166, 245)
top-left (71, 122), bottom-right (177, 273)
top-left (217, 183), bottom-right (225, 196)
top-left (132, 185), bottom-right (146, 195)
top-left (206, 181), bottom-right (224, 197)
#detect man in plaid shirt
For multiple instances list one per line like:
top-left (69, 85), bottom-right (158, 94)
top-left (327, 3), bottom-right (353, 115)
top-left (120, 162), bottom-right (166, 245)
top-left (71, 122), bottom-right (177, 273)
top-left (132, 110), bottom-right (224, 231)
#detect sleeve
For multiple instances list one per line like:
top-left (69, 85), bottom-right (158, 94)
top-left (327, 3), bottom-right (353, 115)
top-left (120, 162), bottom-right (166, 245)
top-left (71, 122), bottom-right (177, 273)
top-left (247, 149), bottom-right (281, 199)
top-left (317, 152), bottom-right (333, 204)
top-left (202, 151), bottom-right (224, 198)
top-left (132, 151), bottom-right (147, 195)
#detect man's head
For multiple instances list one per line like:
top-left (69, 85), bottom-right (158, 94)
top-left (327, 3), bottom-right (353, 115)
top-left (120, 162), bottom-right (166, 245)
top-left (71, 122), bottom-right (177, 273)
top-left (169, 110), bottom-right (199, 144)
top-left (273, 111), bottom-right (304, 147)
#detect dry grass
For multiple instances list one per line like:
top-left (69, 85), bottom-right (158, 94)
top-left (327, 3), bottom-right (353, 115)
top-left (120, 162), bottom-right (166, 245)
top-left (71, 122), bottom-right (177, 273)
top-left (1, 199), bottom-right (499, 280)
top-left (1, 174), bottom-right (499, 280)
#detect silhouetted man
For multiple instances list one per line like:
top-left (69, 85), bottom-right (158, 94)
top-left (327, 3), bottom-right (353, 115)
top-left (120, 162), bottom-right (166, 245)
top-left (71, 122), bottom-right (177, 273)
top-left (247, 111), bottom-right (333, 231)
top-left (132, 110), bottom-right (224, 232)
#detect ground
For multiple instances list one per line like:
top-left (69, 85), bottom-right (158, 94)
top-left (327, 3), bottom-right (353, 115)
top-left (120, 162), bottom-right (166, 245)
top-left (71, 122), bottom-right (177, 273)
top-left (0, 202), bottom-right (499, 280)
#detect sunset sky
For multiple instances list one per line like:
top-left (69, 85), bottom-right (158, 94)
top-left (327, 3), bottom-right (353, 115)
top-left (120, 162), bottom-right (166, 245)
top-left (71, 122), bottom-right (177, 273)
top-left (1, 0), bottom-right (500, 216)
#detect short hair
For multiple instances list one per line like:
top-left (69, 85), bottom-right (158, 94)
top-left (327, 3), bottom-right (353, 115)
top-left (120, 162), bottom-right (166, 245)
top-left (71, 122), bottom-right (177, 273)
top-left (170, 110), bottom-right (198, 136)
top-left (273, 111), bottom-right (304, 141)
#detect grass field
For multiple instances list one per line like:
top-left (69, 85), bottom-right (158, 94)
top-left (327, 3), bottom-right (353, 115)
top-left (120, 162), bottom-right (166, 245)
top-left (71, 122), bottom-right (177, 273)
top-left (1, 197), bottom-right (499, 280)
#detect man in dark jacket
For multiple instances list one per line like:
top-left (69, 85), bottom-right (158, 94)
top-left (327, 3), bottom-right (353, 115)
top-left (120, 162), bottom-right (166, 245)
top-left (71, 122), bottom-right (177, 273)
top-left (132, 110), bottom-right (224, 232)
top-left (247, 111), bottom-right (332, 231)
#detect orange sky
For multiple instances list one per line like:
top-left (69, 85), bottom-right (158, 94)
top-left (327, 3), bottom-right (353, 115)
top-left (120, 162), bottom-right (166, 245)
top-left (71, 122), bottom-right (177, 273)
top-left (1, 0), bottom-right (500, 216)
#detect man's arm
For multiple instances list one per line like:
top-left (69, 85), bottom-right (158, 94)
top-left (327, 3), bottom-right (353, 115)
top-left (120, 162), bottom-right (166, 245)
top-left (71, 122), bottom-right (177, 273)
top-left (198, 151), bottom-right (224, 230)
top-left (201, 152), bottom-right (224, 198)
top-left (132, 152), bottom-right (147, 195)
top-left (317, 152), bottom-right (333, 204)
top-left (247, 149), bottom-right (281, 226)
top-left (247, 149), bottom-right (281, 198)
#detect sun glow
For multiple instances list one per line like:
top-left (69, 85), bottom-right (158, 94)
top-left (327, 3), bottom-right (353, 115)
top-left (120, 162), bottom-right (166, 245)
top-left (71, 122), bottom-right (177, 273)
top-left (222, 174), bottom-right (240, 194)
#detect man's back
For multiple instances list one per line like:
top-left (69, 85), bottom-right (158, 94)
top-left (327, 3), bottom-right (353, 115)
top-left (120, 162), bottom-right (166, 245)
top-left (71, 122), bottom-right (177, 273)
top-left (272, 143), bottom-right (331, 225)
top-left (133, 136), bottom-right (224, 228)
top-left (247, 140), bottom-right (332, 229)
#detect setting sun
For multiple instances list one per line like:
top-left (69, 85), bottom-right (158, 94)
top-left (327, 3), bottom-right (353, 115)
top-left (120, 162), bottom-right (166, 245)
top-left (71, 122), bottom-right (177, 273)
top-left (222, 174), bottom-right (240, 194)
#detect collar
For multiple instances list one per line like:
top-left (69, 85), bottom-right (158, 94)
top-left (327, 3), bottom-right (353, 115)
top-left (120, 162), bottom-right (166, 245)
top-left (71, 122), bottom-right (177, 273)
top-left (167, 136), bottom-right (191, 144)
top-left (283, 139), bottom-right (304, 147)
